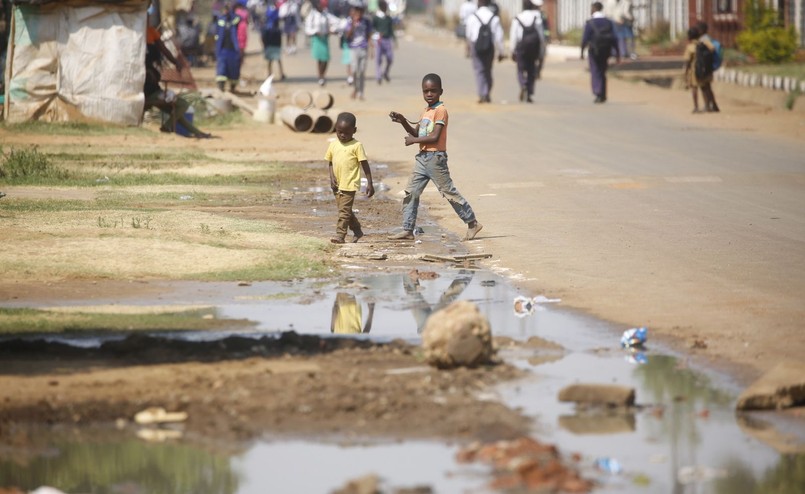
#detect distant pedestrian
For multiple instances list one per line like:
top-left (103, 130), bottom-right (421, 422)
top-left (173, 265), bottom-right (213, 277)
top-left (234, 0), bottom-right (250, 70)
top-left (510, 0), bottom-right (545, 103)
top-left (344, 2), bottom-right (372, 99)
top-left (531, 0), bottom-right (548, 78)
top-left (372, 0), bottom-right (396, 84)
top-left (694, 21), bottom-right (720, 112)
top-left (214, 2), bottom-right (243, 92)
top-left (326, 112), bottom-right (374, 244)
top-left (684, 26), bottom-right (719, 113)
top-left (304, 0), bottom-right (339, 85)
top-left (581, 1), bottom-right (619, 103)
top-left (463, 0), bottom-right (505, 103)
top-left (456, 0), bottom-right (477, 58)
top-left (280, 0), bottom-right (301, 54)
top-left (387, 73), bottom-right (483, 241)
top-left (261, 2), bottom-right (286, 80)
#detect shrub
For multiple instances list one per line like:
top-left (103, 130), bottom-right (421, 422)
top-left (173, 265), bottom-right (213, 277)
top-left (737, 0), bottom-right (798, 63)
top-left (0, 146), bottom-right (70, 181)
top-left (737, 27), bottom-right (798, 63)
top-left (641, 20), bottom-right (671, 45)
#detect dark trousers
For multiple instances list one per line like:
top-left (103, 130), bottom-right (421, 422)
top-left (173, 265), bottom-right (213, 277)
top-left (515, 54), bottom-right (538, 96)
top-left (470, 45), bottom-right (495, 99)
top-left (334, 190), bottom-right (361, 238)
top-left (589, 55), bottom-right (608, 98)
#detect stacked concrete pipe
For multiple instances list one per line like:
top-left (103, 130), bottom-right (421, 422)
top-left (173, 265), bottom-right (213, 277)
top-left (280, 90), bottom-right (339, 133)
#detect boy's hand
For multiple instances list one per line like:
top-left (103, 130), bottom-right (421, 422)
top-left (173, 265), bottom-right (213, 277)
top-left (389, 111), bottom-right (404, 123)
top-left (365, 182), bottom-right (375, 198)
top-left (330, 177), bottom-right (338, 192)
top-left (404, 135), bottom-right (416, 146)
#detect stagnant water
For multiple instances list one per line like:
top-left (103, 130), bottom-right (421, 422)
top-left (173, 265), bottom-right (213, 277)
top-left (2, 270), bottom-right (803, 493)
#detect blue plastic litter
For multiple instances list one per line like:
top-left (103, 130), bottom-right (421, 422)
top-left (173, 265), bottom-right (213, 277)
top-left (620, 327), bottom-right (647, 348)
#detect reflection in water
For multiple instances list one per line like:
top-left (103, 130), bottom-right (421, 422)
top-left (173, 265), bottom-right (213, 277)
top-left (331, 292), bottom-right (375, 334)
top-left (0, 433), bottom-right (240, 494)
top-left (403, 270), bottom-right (474, 333)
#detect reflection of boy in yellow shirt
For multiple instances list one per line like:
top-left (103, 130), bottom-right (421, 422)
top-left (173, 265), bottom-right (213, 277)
top-left (325, 112), bottom-right (374, 244)
top-left (331, 292), bottom-right (375, 334)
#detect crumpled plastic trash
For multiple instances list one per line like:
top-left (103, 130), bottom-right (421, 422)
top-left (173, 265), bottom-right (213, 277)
top-left (677, 465), bottom-right (727, 484)
top-left (621, 327), bottom-right (648, 348)
top-left (513, 295), bottom-right (562, 318)
top-left (595, 457), bottom-right (622, 474)
top-left (625, 350), bottom-right (648, 365)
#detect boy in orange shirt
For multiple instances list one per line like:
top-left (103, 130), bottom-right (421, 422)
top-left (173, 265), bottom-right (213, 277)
top-left (388, 73), bottom-right (482, 241)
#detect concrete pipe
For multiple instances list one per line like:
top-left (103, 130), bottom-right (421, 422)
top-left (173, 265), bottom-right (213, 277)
top-left (312, 90), bottom-right (334, 110)
top-left (307, 109), bottom-right (335, 133)
top-left (280, 106), bottom-right (314, 132)
top-left (291, 90), bottom-right (313, 109)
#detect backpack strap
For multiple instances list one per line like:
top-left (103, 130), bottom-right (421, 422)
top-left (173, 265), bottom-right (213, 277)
top-left (475, 12), bottom-right (489, 27)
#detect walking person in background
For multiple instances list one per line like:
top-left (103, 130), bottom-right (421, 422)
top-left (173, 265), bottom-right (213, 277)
top-left (684, 25), bottom-right (719, 113)
top-left (234, 0), bottom-right (250, 71)
top-left (581, 1), bottom-right (619, 103)
top-left (695, 21), bottom-right (720, 112)
top-left (214, 2), bottom-right (243, 92)
top-left (344, 1), bottom-right (372, 99)
top-left (280, 0), bottom-right (301, 53)
top-left (463, 0), bottom-right (505, 103)
top-left (510, 0), bottom-right (545, 103)
top-left (326, 112), bottom-right (374, 244)
top-left (261, 1), bottom-right (286, 80)
top-left (387, 73), bottom-right (483, 242)
top-left (372, 0), bottom-right (396, 84)
top-left (305, 0), bottom-right (338, 86)
top-left (456, 0), bottom-right (477, 58)
top-left (531, 0), bottom-right (548, 79)
top-left (614, 0), bottom-right (634, 59)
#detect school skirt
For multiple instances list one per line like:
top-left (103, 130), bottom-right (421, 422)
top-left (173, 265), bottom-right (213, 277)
top-left (311, 35), bottom-right (330, 62)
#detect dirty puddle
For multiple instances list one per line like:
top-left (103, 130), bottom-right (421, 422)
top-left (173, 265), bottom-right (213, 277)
top-left (2, 270), bottom-right (802, 493)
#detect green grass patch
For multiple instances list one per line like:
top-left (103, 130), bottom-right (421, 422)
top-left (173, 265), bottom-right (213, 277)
top-left (2, 121), bottom-right (150, 136)
top-left (194, 108), bottom-right (247, 129)
top-left (0, 307), bottom-right (257, 334)
top-left (191, 250), bottom-right (334, 281)
top-left (49, 149), bottom-right (214, 168)
top-left (0, 146), bottom-right (70, 181)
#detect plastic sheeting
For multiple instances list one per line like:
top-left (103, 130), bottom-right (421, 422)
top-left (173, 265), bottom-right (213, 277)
top-left (5, 1), bottom-right (148, 125)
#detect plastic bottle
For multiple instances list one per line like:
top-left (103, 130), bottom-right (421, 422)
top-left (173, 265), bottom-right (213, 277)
top-left (595, 457), bottom-right (622, 474)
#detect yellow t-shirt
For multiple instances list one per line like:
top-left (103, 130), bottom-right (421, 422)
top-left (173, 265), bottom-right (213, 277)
top-left (325, 139), bottom-right (367, 192)
top-left (332, 293), bottom-right (362, 334)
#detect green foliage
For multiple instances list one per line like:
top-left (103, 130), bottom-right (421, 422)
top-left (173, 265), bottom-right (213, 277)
top-left (561, 28), bottom-right (583, 46)
top-left (0, 146), bottom-right (70, 181)
top-left (641, 20), bottom-right (671, 45)
top-left (737, 0), bottom-right (798, 63)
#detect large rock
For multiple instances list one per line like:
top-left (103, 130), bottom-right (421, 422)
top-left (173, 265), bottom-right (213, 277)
top-left (421, 301), bottom-right (494, 369)
top-left (736, 361), bottom-right (805, 411)
top-left (558, 384), bottom-right (636, 407)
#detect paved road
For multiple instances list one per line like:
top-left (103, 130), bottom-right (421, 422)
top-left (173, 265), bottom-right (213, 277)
top-left (270, 21), bottom-right (805, 381)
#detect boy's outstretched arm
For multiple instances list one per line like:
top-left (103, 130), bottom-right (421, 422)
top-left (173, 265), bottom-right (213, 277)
top-left (360, 160), bottom-right (375, 197)
top-left (389, 111), bottom-right (417, 136)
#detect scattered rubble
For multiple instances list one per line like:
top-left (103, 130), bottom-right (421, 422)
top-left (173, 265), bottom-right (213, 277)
top-left (736, 361), bottom-right (805, 410)
top-left (558, 384), bottom-right (636, 407)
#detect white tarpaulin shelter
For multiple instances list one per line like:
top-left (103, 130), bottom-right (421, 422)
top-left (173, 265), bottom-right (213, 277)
top-left (3, 0), bottom-right (148, 125)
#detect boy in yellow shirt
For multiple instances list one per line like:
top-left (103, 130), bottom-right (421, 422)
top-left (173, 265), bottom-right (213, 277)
top-left (325, 112), bottom-right (375, 244)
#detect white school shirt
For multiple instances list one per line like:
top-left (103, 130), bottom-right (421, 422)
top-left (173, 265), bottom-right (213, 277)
top-left (459, 0), bottom-right (477, 24)
top-left (509, 9), bottom-right (545, 51)
top-left (463, 6), bottom-right (504, 54)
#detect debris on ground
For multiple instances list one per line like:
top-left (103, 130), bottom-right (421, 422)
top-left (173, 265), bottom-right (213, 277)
top-left (421, 300), bottom-right (495, 369)
top-left (421, 253), bottom-right (492, 268)
top-left (456, 437), bottom-right (593, 493)
top-left (513, 295), bottom-right (562, 317)
top-left (676, 465), bottom-right (728, 484)
top-left (735, 361), bottom-right (805, 410)
top-left (620, 327), bottom-right (648, 348)
top-left (558, 384), bottom-right (636, 407)
top-left (134, 406), bottom-right (188, 425)
top-left (408, 268), bottom-right (439, 282)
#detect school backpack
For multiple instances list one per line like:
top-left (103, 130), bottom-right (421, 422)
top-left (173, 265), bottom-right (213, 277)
top-left (711, 38), bottom-right (724, 70)
top-left (589, 20), bottom-right (615, 58)
top-left (515, 16), bottom-right (541, 61)
top-left (474, 13), bottom-right (494, 56)
top-left (695, 41), bottom-right (715, 80)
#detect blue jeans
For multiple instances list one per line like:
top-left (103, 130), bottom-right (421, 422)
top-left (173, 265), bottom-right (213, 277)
top-left (401, 151), bottom-right (476, 231)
